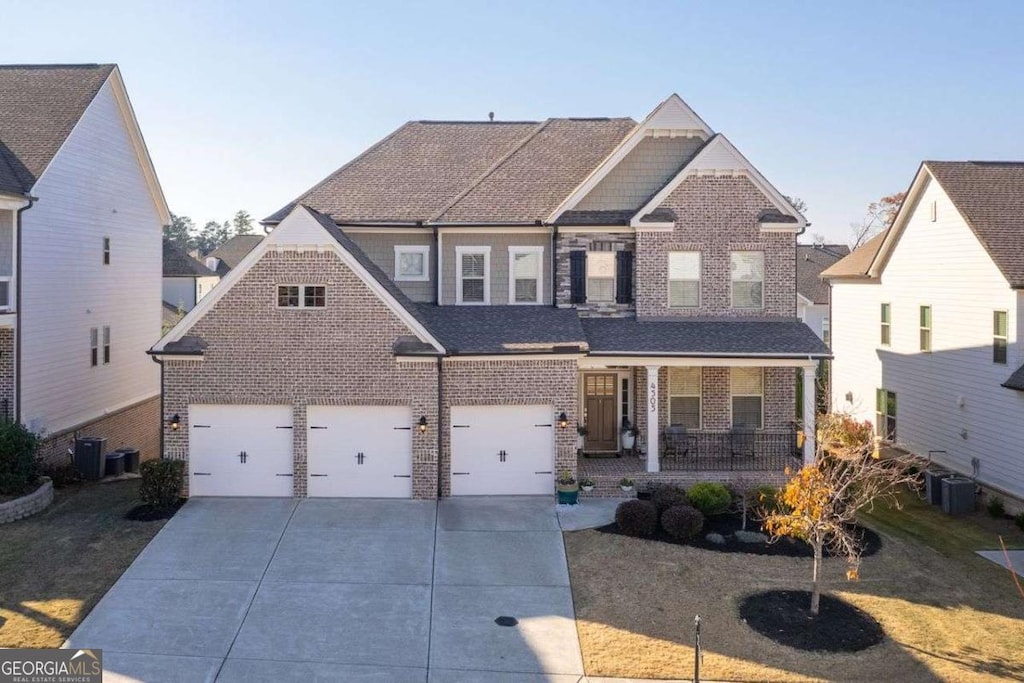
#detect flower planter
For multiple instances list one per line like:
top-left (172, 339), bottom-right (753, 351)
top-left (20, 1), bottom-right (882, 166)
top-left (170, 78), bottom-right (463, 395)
top-left (581, 485), bottom-right (595, 493)
top-left (558, 488), bottom-right (580, 505)
top-left (621, 432), bottom-right (636, 450)
top-left (619, 485), bottom-right (634, 493)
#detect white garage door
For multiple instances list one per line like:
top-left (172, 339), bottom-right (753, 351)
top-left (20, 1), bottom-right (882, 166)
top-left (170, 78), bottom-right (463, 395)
top-left (189, 405), bottom-right (294, 497)
top-left (307, 406), bottom-right (413, 498)
top-left (450, 405), bottom-right (554, 495)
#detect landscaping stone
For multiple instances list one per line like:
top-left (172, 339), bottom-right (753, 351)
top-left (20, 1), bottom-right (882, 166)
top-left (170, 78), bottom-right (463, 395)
top-left (706, 532), bottom-right (726, 545)
top-left (734, 529), bottom-right (769, 544)
top-left (0, 478), bottom-right (53, 525)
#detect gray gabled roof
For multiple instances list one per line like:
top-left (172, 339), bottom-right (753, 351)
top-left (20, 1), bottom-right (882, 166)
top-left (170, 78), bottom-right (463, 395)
top-left (416, 305), bottom-right (587, 355)
top-left (581, 317), bottom-right (831, 357)
top-left (0, 64), bottom-right (115, 195)
top-left (208, 234), bottom-right (263, 275)
top-left (797, 244), bottom-right (850, 303)
top-left (1002, 364), bottom-right (1024, 392)
top-left (163, 240), bottom-right (216, 277)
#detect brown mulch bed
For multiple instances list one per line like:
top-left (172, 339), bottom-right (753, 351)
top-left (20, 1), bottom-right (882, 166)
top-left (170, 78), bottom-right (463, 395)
top-left (738, 589), bottom-right (884, 652)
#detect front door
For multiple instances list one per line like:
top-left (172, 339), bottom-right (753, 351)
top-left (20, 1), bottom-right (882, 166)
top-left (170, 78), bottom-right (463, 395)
top-left (583, 374), bottom-right (618, 451)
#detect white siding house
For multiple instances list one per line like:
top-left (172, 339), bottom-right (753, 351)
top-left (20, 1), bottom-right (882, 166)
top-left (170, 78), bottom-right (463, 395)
top-left (0, 64), bottom-right (169, 459)
top-left (825, 162), bottom-right (1024, 502)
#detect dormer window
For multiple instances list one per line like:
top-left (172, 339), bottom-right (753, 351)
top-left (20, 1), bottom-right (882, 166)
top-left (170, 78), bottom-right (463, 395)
top-left (456, 247), bottom-right (490, 304)
top-left (509, 246), bottom-right (543, 304)
top-left (278, 285), bottom-right (325, 308)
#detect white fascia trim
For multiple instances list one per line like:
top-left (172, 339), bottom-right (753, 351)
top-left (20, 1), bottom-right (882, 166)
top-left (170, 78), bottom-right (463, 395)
top-left (153, 206), bottom-right (445, 353)
top-left (507, 245), bottom-right (544, 305)
top-left (796, 292), bottom-right (814, 307)
top-left (0, 196), bottom-right (31, 211)
top-left (547, 94), bottom-right (714, 223)
top-left (556, 225), bottom-right (636, 233)
top-left (152, 354), bottom-right (204, 362)
top-left (437, 226), bottom-right (550, 234)
top-left (633, 223), bottom-right (675, 232)
top-left (630, 135), bottom-right (807, 229)
top-left (578, 355), bottom-right (825, 368)
top-left (759, 223), bottom-right (803, 233)
top-left (444, 353), bottom-right (585, 362)
top-left (454, 245), bottom-right (491, 305)
top-left (342, 226), bottom-right (432, 234)
top-left (394, 245), bottom-right (431, 282)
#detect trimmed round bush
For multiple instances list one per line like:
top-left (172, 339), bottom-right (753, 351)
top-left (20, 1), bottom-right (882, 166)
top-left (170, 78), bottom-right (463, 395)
top-left (139, 459), bottom-right (185, 509)
top-left (661, 504), bottom-right (704, 541)
top-left (615, 499), bottom-right (658, 537)
top-left (650, 484), bottom-right (688, 512)
top-left (0, 420), bottom-right (39, 496)
top-left (687, 482), bottom-right (732, 516)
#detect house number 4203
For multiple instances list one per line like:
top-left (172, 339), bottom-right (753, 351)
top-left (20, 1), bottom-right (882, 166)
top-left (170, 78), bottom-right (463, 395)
top-left (649, 383), bottom-right (657, 411)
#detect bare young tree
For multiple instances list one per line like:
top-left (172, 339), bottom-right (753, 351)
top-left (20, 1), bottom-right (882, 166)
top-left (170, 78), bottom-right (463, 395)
top-left (849, 192), bottom-right (906, 250)
top-left (762, 412), bottom-right (921, 615)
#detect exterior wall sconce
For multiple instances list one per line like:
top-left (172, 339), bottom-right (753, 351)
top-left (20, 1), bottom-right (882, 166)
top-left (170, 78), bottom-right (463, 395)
top-left (169, 414), bottom-right (181, 431)
top-left (557, 412), bottom-right (569, 429)
top-left (417, 415), bottom-right (428, 433)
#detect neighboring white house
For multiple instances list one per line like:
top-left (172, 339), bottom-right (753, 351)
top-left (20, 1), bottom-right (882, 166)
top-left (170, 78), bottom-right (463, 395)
top-left (163, 239), bottom-right (219, 312)
top-left (0, 64), bottom-right (169, 461)
top-left (796, 243), bottom-right (849, 346)
top-left (824, 161), bottom-right (1024, 502)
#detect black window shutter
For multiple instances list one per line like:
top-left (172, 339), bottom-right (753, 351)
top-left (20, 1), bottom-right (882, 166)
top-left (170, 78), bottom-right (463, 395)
top-left (616, 250), bottom-right (634, 304)
top-left (569, 251), bottom-right (587, 304)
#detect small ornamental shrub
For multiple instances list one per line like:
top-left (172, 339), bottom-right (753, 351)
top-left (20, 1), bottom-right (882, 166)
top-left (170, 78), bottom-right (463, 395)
top-left (0, 420), bottom-right (39, 495)
top-left (1015, 512), bottom-right (1024, 533)
top-left (615, 499), bottom-right (658, 537)
top-left (650, 484), bottom-right (689, 513)
top-left (39, 462), bottom-right (82, 489)
top-left (986, 496), bottom-right (1006, 518)
top-left (687, 482), bottom-right (732, 516)
top-left (750, 484), bottom-right (782, 513)
top-left (660, 504), bottom-right (704, 541)
top-left (139, 459), bottom-right (185, 509)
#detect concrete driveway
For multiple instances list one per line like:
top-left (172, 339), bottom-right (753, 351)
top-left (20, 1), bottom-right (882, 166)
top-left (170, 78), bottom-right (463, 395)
top-left (66, 496), bottom-right (585, 682)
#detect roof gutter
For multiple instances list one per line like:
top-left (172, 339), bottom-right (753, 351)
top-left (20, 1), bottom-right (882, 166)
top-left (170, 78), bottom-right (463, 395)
top-left (587, 351), bottom-right (832, 360)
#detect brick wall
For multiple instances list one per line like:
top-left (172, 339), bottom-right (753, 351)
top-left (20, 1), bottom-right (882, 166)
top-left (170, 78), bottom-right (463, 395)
top-left (162, 249), bottom-right (439, 498)
top-left (635, 175), bottom-right (796, 318)
top-left (554, 232), bottom-right (635, 316)
top-left (0, 329), bottom-right (12, 420)
top-left (35, 395), bottom-right (160, 467)
top-left (440, 358), bottom-right (578, 496)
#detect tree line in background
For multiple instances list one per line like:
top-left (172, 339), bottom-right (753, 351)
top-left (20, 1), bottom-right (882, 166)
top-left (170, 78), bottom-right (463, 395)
top-left (163, 210), bottom-right (257, 255)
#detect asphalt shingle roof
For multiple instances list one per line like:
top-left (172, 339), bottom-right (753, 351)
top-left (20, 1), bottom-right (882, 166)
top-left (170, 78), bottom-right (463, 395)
top-left (581, 317), bottom-right (831, 357)
top-left (925, 161), bottom-right (1024, 288)
top-left (163, 240), bottom-right (216, 277)
top-left (416, 305), bottom-right (587, 355)
top-left (821, 231), bottom-right (887, 280)
top-left (208, 234), bottom-right (263, 275)
top-left (0, 64), bottom-right (115, 195)
top-left (797, 244), bottom-right (850, 303)
top-left (1002, 364), bottom-right (1024, 392)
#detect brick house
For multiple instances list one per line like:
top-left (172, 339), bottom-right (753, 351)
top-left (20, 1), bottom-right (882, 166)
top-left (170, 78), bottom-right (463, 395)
top-left (152, 95), bottom-right (828, 499)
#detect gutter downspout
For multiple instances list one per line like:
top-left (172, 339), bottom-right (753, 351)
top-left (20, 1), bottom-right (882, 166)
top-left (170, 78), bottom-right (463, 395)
top-left (436, 356), bottom-right (444, 498)
top-left (551, 225), bottom-right (559, 307)
top-left (432, 225), bottom-right (440, 304)
top-left (150, 354), bottom-right (164, 458)
top-left (14, 198), bottom-right (35, 423)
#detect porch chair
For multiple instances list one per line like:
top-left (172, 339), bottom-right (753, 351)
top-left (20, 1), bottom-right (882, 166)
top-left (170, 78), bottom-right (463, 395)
top-left (730, 425), bottom-right (756, 458)
top-left (661, 425), bottom-right (690, 459)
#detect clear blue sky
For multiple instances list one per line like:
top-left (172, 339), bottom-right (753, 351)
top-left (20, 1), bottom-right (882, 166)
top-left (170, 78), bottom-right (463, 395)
top-left (6, 0), bottom-right (1023, 243)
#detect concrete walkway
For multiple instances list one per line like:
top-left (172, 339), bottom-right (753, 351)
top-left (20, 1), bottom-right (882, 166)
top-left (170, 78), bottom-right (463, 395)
top-left (67, 496), bottom-right (597, 682)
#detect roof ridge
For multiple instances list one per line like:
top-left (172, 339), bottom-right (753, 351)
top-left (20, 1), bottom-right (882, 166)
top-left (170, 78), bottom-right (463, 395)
top-left (429, 119), bottom-right (553, 221)
top-left (0, 63), bottom-right (115, 69)
top-left (415, 120), bottom-right (539, 125)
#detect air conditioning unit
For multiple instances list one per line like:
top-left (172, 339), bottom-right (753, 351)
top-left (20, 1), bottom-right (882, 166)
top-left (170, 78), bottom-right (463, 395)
top-left (924, 469), bottom-right (952, 506)
top-left (941, 476), bottom-right (975, 515)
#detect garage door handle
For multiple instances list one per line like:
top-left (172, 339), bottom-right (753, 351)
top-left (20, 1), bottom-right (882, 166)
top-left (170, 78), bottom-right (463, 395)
top-left (276, 473), bottom-right (293, 477)
top-left (452, 472), bottom-right (470, 475)
top-left (393, 474), bottom-right (411, 478)
top-left (452, 424), bottom-right (470, 428)
top-left (534, 423), bottom-right (552, 427)
top-left (393, 426), bottom-right (411, 431)
top-left (193, 472), bottom-right (211, 476)
top-left (310, 426), bottom-right (327, 430)
top-left (310, 474), bottom-right (328, 477)
top-left (535, 471), bottom-right (552, 475)
top-left (193, 425), bottom-right (211, 429)
top-left (276, 426), bottom-right (293, 429)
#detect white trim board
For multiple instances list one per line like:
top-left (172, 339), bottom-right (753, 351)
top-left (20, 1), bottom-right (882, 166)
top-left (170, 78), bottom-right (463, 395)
top-left (152, 206), bottom-right (445, 353)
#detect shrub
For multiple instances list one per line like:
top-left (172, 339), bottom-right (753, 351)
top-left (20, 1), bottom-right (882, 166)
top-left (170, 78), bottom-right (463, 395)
top-left (986, 496), bottom-right (1006, 518)
top-left (39, 462), bottom-right (82, 489)
top-left (750, 484), bottom-right (781, 513)
top-left (687, 482), bottom-right (732, 516)
top-left (1015, 512), bottom-right (1024, 533)
top-left (650, 484), bottom-right (688, 513)
top-left (615, 499), bottom-right (658, 537)
top-left (0, 421), bottom-right (39, 495)
top-left (139, 459), bottom-right (185, 509)
top-left (661, 504), bottom-right (704, 541)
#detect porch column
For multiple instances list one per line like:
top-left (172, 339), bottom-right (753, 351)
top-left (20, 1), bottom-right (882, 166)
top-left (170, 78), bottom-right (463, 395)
top-left (801, 363), bottom-right (817, 466)
top-left (646, 365), bottom-right (660, 472)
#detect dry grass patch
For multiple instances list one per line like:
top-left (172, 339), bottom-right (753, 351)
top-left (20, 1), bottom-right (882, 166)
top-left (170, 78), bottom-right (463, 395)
top-left (566, 493), bottom-right (1024, 682)
top-left (0, 480), bottom-right (168, 648)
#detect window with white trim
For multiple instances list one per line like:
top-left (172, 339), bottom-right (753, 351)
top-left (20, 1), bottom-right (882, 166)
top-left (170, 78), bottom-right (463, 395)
top-left (668, 251), bottom-right (700, 308)
top-left (89, 327), bottom-right (98, 367)
top-left (277, 285), bottom-right (325, 308)
top-left (586, 251), bottom-right (615, 303)
top-left (730, 251), bottom-right (764, 309)
top-left (668, 367), bottom-right (701, 429)
top-left (994, 310), bottom-right (1008, 364)
top-left (822, 317), bottom-right (831, 347)
top-left (919, 305), bottom-right (931, 352)
top-left (876, 388), bottom-right (897, 441)
top-left (456, 247), bottom-right (490, 304)
top-left (394, 245), bottom-right (430, 281)
top-left (880, 303), bottom-right (891, 346)
top-left (102, 326), bottom-right (111, 365)
top-left (730, 367), bottom-right (763, 429)
top-left (509, 246), bottom-right (543, 304)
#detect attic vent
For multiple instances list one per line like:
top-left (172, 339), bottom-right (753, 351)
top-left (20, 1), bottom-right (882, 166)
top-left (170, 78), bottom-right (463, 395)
top-left (488, 112), bottom-right (494, 122)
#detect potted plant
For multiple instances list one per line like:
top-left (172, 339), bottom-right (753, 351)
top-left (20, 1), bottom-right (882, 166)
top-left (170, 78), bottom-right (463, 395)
top-left (576, 424), bottom-right (587, 451)
top-left (619, 477), bottom-right (635, 492)
top-left (580, 478), bottom-right (595, 493)
top-left (620, 419), bottom-right (640, 451)
top-left (557, 469), bottom-right (580, 505)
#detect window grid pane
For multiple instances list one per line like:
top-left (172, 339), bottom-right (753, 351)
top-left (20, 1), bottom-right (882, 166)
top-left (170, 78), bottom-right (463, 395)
top-left (462, 278), bottom-right (484, 302)
top-left (278, 286), bottom-right (299, 307)
top-left (732, 397), bottom-right (762, 429)
top-left (880, 303), bottom-right (891, 345)
top-left (668, 280), bottom-right (699, 308)
top-left (670, 397), bottom-right (701, 429)
top-left (461, 253), bottom-right (485, 277)
top-left (398, 252), bottom-right (425, 278)
top-left (730, 367), bottom-right (763, 395)
top-left (512, 251), bottom-right (540, 302)
top-left (587, 278), bottom-right (614, 302)
top-left (731, 252), bottom-right (764, 309)
top-left (304, 286), bottom-right (325, 308)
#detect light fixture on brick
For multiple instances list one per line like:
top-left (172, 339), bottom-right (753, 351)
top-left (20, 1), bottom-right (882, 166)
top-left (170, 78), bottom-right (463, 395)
top-left (417, 415), bottom-right (428, 433)
top-left (558, 412), bottom-right (569, 429)
top-left (168, 414), bottom-right (181, 431)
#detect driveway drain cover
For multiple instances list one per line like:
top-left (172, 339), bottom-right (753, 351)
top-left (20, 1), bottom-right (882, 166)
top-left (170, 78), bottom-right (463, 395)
top-left (494, 616), bottom-right (519, 627)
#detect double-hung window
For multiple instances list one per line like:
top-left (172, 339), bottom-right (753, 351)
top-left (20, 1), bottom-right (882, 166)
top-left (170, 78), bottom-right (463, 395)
top-left (668, 252), bottom-right (700, 308)
top-left (919, 305), bottom-right (932, 352)
top-left (456, 247), bottom-right (490, 304)
top-left (730, 367), bottom-right (763, 429)
top-left (102, 326), bottom-right (111, 364)
top-left (876, 389), bottom-right (897, 441)
top-left (278, 285), bottom-right (326, 308)
top-left (731, 251), bottom-right (764, 309)
top-left (89, 328), bottom-right (98, 367)
top-left (668, 367), bottom-right (701, 429)
top-left (993, 310), bottom-right (1008, 364)
top-left (586, 252), bottom-right (615, 303)
top-left (880, 303), bottom-right (891, 346)
top-left (508, 246), bottom-right (543, 304)
top-left (103, 237), bottom-right (111, 265)
top-left (394, 245), bottom-right (430, 282)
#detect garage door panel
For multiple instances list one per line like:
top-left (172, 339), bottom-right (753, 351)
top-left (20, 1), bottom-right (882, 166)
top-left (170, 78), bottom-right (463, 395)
top-left (450, 405), bottom-right (554, 496)
top-left (307, 406), bottom-right (413, 498)
top-left (189, 405), bottom-right (294, 497)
